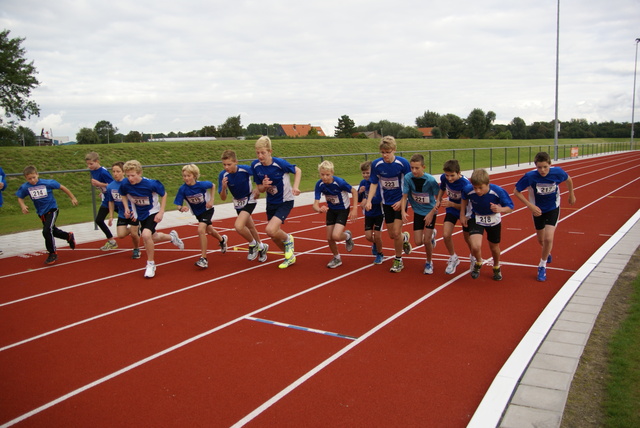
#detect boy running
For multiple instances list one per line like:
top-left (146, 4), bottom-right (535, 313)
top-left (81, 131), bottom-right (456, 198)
top-left (358, 161), bottom-right (384, 264)
top-left (514, 152), bottom-right (576, 281)
top-left (105, 162), bottom-right (141, 259)
top-left (365, 136), bottom-right (412, 273)
top-left (85, 152), bottom-right (118, 250)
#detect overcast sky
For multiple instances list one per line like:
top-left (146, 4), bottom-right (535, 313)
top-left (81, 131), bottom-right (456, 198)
top-left (2, 0), bottom-right (639, 139)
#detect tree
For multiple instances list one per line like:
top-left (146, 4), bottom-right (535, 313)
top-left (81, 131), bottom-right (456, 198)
top-left (125, 130), bottom-right (142, 142)
top-left (398, 126), bottom-right (424, 139)
top-left (0, 30), bottom-right (40, 125)
top-left (199, 125), bottom-right (217, 137)
top-left (435, 116), bottom-right (451, 138)
top-left (508, 117), bottom-right (528, 139)
top-left (94, 120), bottom-right (118, 144)
top-left (17, 126), bottom-right (36, 146)
top-left (415, 110), bottom-right (440, 128)
top-left (335, 114), bottom-right (356, 138)
top-left (76, 127), bottom-right (100, 144)
top-left (466, 108), bottom-right (488, 138)
top-left (218, 115), bottom-right (243, 137)
top-left (444, 114), bottom-right (465, 139)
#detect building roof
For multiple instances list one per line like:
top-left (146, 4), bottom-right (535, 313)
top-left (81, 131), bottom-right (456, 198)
top-left (418, 127), bottom-right (434, 138)
top-left (280, 124), bottom-right (326, 137)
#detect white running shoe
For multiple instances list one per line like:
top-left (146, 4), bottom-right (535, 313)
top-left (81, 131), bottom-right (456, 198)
top-left (327, 257), bottom-right (343, 269)
top-left (144, 262), bottom-right (156, 278)
top-left (445, 255), bottom-right (460, 274)
top-left (170, 230), bottom-right (184, 250)
top-left (402, 231), bottom-right (412, 255)
top-left (345, 230), bottom-right (354, 252)
top-left (219, 235), bottom-right (228, 253)
top-left (247, 243), bottom-right (258, 261)
top-left (258, 243), bottom-right (269, 262)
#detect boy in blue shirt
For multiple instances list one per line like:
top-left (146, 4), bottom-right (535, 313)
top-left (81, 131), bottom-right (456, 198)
top-left (175, 164), bottom-right (227, 269)
top-left (313, 161), bottom-right (358, 268)
top-left (252, 136), bottom-right (302, 269)
top-left (120, 160), bottom-right (184, 278)
top-left (358, 161), bottom-right (384, 264)
top-left (460, 169), bottom-right (514, 281)
top-left (401, 154), bottom-right (440, 274)
top-left (105, 162), bottom-right (141, 259)
top-left (514, 152), bottom-right (576, 281)
top-left (16, 165), bottom-right (78, 265)
top-left (219, 150), bottom-right (268, 263)
top-left (85, 152), bottom-right (117, 250)
top-left (0, 165), bottom-right (5, 255)
top-left (436, 159), bottom-right (472, 274)
top-left (365, 136), bottom-right (412, 273)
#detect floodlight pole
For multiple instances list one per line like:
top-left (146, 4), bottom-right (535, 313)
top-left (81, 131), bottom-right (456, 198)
top-left (553, 0), bottom-right (560, 161)
top-left (631, 38), bottom-right (640, 149)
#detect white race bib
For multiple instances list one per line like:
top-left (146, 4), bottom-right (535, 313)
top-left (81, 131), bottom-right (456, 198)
top-left (379, 177), bottom-right (400, 190)
top-left (29, 186), bottom-right (49, 200)
top-left (475, 212), bottom-right (501, 226)
top-left (233, 197), bottom-right (248, 209)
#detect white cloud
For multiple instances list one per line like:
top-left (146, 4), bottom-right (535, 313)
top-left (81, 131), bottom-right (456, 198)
top-left (2, 0), bottom-right (639, 138)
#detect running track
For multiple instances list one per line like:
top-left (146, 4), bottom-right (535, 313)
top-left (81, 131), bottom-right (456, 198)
top-left (1, 152), bottom-right (639, 427)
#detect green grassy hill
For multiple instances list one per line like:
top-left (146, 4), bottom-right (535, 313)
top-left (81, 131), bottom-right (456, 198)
top-left (0, 137), bottom-right (630, 235)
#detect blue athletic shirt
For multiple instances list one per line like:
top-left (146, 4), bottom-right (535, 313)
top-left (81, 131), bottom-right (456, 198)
top-left (314, 176), bottom-right (353, 210)
top-left (218, 165), bottom-right (257, 210)
top-left (369, 156), bottom-right (411, 205)
top-left (461, 183), bottom-right (514, 226)
top-left (251, 157), bottom-right (297, 205)
top-left (403, 173), bottom-right (440, 216)
top-left (90, 166), bottom-right (114, 207)
top-left (0, 166), bottom-right (6, 207)
top-left (439, 174), bottom-right (471, 218)
top-left (105, 179), bottom-right (131, 218)
top-left (174, 181), bottom-right (214, 216)
top-left (358, 179), bottom-right (383, 217)
top-left (119, 177), bottom-right (165, 221)
top-left (15, 178), bottom-right (61, 216)
top-left (515, 167), bottom-right (569, 213)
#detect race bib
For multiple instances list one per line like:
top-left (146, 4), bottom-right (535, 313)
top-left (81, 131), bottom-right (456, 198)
top-left (326, 194), bottom-right (340, 205)
top-left (412, 192), bottom-right (431, 205)
top-left (131, 196), bottom-right (151, 206)
top-left (267, 186), bottom-right (278, 195)
top-left (475, 213), bottom-right (501, 226)
top-left (110, 190), bottom-right (122, 202)
top-left (535, 183), bottom-right (557, 195)
top-left (233, 197), bottom-right (248, 209)
top-left (446, 189), bottom-right (461, 200)
top-left (379, 177), bottom-right (399, 190)
top-left (186, 194), bottom-right (206, 205)
top-left (29, 185), bottom-right (49, 200)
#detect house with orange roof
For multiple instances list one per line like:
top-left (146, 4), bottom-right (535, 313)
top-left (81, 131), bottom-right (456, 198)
top-left (276, 124), bottom-right (326, 138)
top-left (418, 127), bottom-right (434, 138)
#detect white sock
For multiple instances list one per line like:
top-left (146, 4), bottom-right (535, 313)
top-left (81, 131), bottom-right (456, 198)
top-left (539, 259), bottom-right (547, 268)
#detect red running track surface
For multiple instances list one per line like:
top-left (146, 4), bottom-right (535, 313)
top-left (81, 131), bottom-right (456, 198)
top-left (1, 151), bottom-right (639, 427)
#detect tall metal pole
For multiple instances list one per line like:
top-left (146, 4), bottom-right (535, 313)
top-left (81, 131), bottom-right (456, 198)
top-left (631, 38), bottom-right (640, 149)
top-left (553, 0), bottom-right (560, 161)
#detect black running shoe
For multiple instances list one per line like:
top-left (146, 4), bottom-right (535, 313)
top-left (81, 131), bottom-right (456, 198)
top-left (45, 253), bottom-right (58, 265)
top-left (67, 232), bottom-right (76, 250)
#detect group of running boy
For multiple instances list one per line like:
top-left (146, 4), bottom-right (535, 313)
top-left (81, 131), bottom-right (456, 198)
top-left (14, 135), bottom-right (575, 283)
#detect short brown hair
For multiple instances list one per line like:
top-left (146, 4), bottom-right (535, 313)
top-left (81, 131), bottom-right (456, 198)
top-left (23, 165), bottom-right (37, 176)
top-left (534, 152), bottom-right (552, 164)
top-left (443, 159), bottom-right (461, 174)
top-left (409, 153), bottom-right (425, 165)
top-left (360, 160), bottom-right (372, 172)
top-left (85, 152), bottom-right (100, 162)
top-left (221, 150), bottom-right (238, 162)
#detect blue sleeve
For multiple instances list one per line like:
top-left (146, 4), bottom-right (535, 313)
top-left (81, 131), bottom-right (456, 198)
top-left (403, 174), bottom-right (411, 194)
top-left (314, 180), bottom-right (322, 200)
top-left (515, 173), bottom-right (531, 192)
top-left (153, 180), bottom-right (166, 197)
top-left (0, 167), bottom-right (6, 192)
top-left (217, 171), bottom-right (225, 194)
top-left (338, 177), bottom-right (352, 192)
top-left (174, 185), bottom-right (185, 205)
top-left (499, 187), bottom-right (514, 209)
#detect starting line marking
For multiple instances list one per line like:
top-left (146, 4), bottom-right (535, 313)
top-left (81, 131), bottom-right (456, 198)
top-left (246, 317), bottom-right (358, 341)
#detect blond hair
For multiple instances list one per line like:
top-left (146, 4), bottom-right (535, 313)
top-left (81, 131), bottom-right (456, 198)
top-left (379, 135), bottom-right (397, 152)
top-left (182, 163), bottom-right (200, 179)
top-left (123, 160), bottom-right (143, 174)
top-left (470, 168), bottom-right (490, 186)
top-left (318, 160), bottom-right (334, 173)
top-left (255, 136), bottom-right (272, 151)
top-left (84, 152), bottom-right (100, 162)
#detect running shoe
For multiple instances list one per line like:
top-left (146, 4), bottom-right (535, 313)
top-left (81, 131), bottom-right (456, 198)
top-left (345, 230), bottom-right (354, 252)
top-left (132, 248), bottom-right (141, 259)
top-left (547, 254), bottom-right (552, 264)
top-left (67, 232), bottom-right (76, 250)
top-left (247, 243), bottom-right (258, 261)
top-left (471, 262), bottom-right (482, 279)
top-left (445, 255), bottom-right (460, 274)
top-left (144, 262), bottom-right (156, 278)
top-left (374, 253), bottom-right (384, 265)
top-left (423, 262), bottom-right (434, 275)
top-left (101, 240), bottom-right (118, 251)
top-left (258, 243), bottom-right (269, 262)
top-left (327, 257), bottom-right (342, 269)
top-left (371, 243), bottom-right (377, 256)
top-left (430, 229), bottom-right (437, 249)
top-left (390, 258), bottom-right (404, 273)
top-left (537, 266), bottom-right (547, 282)
top-left (284, 235), bottom-right (295, 259)
top-left (45, 253), bottom-right (58, 265)
top-left (278, 255), bottom-right (296, 269)
top-left (219, 235), bottom-right (228, 253)
top-left (493, 266), bottom-right (503, 281)
top-left (195, 257), bottom-right (208, 268)
top-left (402, 231), bottom-right (412, 255)
top-left (170, 230), bottom-right (184, 250)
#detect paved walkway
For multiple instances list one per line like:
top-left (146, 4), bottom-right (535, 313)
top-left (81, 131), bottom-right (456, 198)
top-left (1, 160), bottom-right (639, 428)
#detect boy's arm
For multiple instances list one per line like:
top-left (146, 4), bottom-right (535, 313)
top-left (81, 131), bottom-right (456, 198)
top-left (292, 166), bottom-right (302, 196)
top-left (59, 185), bottom-right (78, 206)
top-left (17, 197), bottom-right (29, 214)
top-left (400, 194), bottom-right (409, 223)
top-left (155, 193), bottom-right (167, 223)
top-left (566, 175), bottom-right (576, 205)
top-left (219, 176), bottom-right (228, 201)
top-left (349, 188), bottom-right (358, 222)
top-left (312, 199), bottom-right (325, 213)
top-left (513, 187), bottom-right (541, 216)
top-left (108, 201), bottom-right (115, 226)
top-left (121, 194), bottom-right (131, 218)
top-left (206, 185), bottom-right (215, 209)
top-left (460, 199), bottom-right (469, 227)
top-left (365, 182), bottom-right (378, 211)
